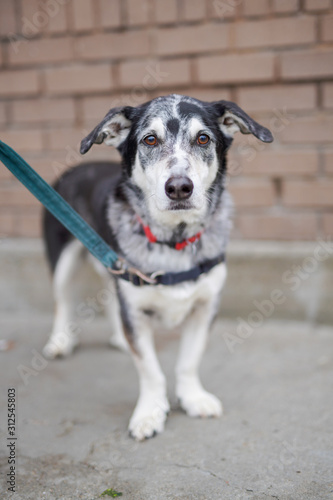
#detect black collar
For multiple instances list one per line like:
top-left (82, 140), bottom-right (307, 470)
top-left (117, 253), bottom-right (225, 286)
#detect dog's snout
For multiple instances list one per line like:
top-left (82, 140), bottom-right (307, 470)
top-left (165, 176), bottom-right (194, 201)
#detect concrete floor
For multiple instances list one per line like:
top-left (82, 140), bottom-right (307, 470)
top-left (0, 314), bottom-right (332, 500)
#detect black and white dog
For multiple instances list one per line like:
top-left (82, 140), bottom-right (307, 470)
top-left (43, 94), bottom-right (273, 441)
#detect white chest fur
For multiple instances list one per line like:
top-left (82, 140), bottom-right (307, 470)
top-left (119, 262), bottom-right (227, 329)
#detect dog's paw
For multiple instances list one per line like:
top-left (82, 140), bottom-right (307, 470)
top-left (178, 389), bottom-right (223, 418)
top-left (42, 335), bottom-right (79, 359)
top-left (129, 397), bottom-right (170, 441)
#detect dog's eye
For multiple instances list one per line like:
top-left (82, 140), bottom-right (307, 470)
top-left (143, 135), bottom-right (158, 146)
top-left (197, 134), bottom-right (210, 145)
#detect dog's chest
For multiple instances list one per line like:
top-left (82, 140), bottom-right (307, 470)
top-left (119, 263), bottom-right (227, 329)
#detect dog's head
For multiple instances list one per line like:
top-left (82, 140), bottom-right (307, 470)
top-left (81, 94), bottom-right (273, 225)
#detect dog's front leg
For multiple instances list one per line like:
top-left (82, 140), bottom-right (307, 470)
top-left (129, 318), bottom-right (170, 440)
top-left (175, 298), bottom-right (222, 418)
top-left (118, 294), bottom-right (170, 440)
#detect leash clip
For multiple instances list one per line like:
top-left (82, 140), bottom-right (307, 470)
top-left (108, 258), bottom-right (158, 285)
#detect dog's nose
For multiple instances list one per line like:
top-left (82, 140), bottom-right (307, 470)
top-left (165, 176), bottom-right (193, 201)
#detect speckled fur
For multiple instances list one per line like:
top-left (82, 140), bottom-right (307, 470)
top-left (43, 94), bottom-right (273, 441)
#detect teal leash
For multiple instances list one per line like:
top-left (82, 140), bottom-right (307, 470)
top-left (0, 140), bottom-right (156, 284)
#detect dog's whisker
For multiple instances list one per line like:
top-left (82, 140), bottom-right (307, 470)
top-left (146, 192), bottom-right (156, 200)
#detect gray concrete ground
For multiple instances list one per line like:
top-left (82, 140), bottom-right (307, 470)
top-left (1, 313), bottom-right (333, 500)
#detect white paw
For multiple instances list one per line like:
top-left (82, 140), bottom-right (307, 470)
top-left (129, 397), bottom-right (170, 441)
top-left (178, 389), bottom-right (223, 418)
top-left (43, 334), bottom-right (79, 359)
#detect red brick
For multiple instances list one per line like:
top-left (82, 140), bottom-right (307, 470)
top-left (209, 0), bottom-right (239, 19)
top-left (235, 16), bottom-right (316, 49)
top-left (185, 88), bottom-right (232, 102)
top-left (0, 70), bottom-right (40, 97)
top-left (0, 0), bottom-right (17, 36)
top-left (231, 127), bottom-right (272, 155)
top-left (236, 214), bottom-right (317, 240)
top-left (278, 116), bottom-right (333, 144)
top-left (282, 180), bottom-right (333, 207)
top-left (126, 0), bottom-right (150, 26)
top-left (198, 53), bottom-right (275, 84)
top-left (47, 130), bottom-right (119, 164)
top-left (20, 0), bottom-right (49, 36)
top-left (323, 83), bottom-right (333, 108)
top-left (257, 113), bottom-right (294, 139)
top-left (182, 0), bottom-right (206, 21)
top-left (0, 162), bottom-right (13, 180)
top-left (0, 129), bottom-right (43, 152)
top-left (0, 187), bottom-right (40, 208)
top-left (12, 98), bottom-right (76, 124)
top-left (146, 88), bottom-right (180, 101)
top-left (45, 1), bottom-right (68, 34)
top-left (323, 149), bottom-right (333, 174)
top-left (16, 210), bottom-right (42, 237)
top-left (44, 64), bottom-right (113, 94)
top-left (82, 96), bottom-right (117, 121)
top-left (20, 0), bottom-right (40, 36)
top-left (98, 0), bottom-right (121, 28)
top-left (304, 0), bottom-right (331, 10)
top-left (241, 149), bottom-right (319, 176)
top-left (242, 0), bottom-right (271, 16)
top-left (24, 149), bottom-right (120, 182)
top-left (82, 94), bottom-right (154, 122)
top-left (0, 213), bottom-right (15, 235)
top-left (8, 37), bottom-right (74, 66)
top-left (321, 15), bottom-right (333, 42)
top-left (76, 32), bottom-right (150, 60)
top-left (89, 94), bottom-right (151, 120)
top-left (20, 0), bottom-right (67, 36)
top-left (208, 0), bottom-right (241, 20)
top-left (72, 0), bottom-right (94, 31)
top-left (46, 127), bottom-right (86, 151)
top-left (322, 214), bottom-right (333, 237)
top-left (119, 59), bottom-right (191, 88)
top-left (272, 0), bottom-right (300, 13)
top-left (281, 49), bottom-right (333, 80)
top-left (237, 84), bottom-right (316, 113)
top-left (154, 0), bottom-right (178, 23)
top-left (155, 24), bottom-right (230, 56)
top-left (20, 152), bottom-right (75, 182)
top-left (0, 102), bottom-right (6, 125)
top-left (229, 179), bottom-right (276, 207)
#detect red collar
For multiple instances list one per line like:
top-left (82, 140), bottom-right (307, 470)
top-left (137, 216), bottom-right (202, 251)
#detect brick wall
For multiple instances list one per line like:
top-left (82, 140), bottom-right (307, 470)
top-left (0, 0), bottom-right (332, 240)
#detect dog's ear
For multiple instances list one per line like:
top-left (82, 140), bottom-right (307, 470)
top-left (80, 106), bottom-right (134, 154)
top-left (211, 100), bottom-right (273, 143)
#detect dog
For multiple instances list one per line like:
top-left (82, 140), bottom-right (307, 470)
top-left (42, 94), bottom-right (273, 441)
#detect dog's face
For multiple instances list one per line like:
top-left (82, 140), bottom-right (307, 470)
top-left (81, 95), bottom-right (273, 226)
